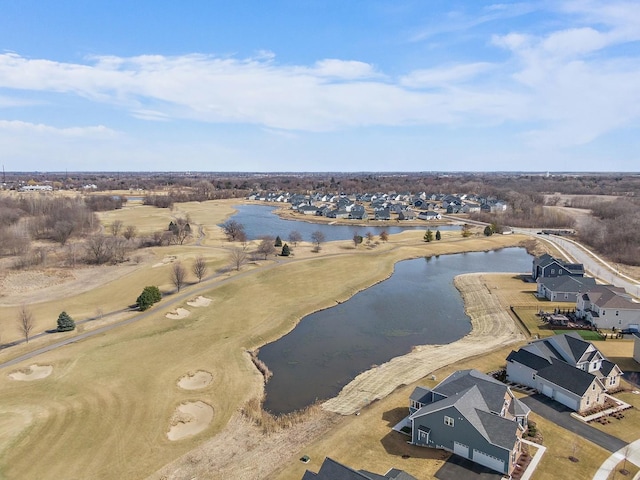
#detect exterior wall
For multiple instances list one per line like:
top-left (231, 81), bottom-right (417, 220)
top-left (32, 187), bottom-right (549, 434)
top-left (506, 361), bottom-right (537, 389)
top-left (634, 335), bottom-right (640, 363)
top-left (412, 406), bottom-right (511, 474)
top-left (589, 308), bottom-right (640, 330)
top-left (578, 381), bottom-right (605, 412)
top-left (604, 373), bottom-right (621, 391)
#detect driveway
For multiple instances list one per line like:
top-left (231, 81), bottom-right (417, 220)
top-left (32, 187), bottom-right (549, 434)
top-left (521, 394), bottom-right (626, 453)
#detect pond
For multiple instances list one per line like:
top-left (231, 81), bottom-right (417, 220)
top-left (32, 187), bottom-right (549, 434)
top-left (258, 247), bottom-right (533, 414)
top-left (226, 204), bottom-right (459, 242)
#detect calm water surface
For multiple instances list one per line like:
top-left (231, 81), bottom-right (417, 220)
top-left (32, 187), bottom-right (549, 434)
top-left (227, 204), bottom-right (459, 241)
top-left (259, 248), bottom-right (532, 414)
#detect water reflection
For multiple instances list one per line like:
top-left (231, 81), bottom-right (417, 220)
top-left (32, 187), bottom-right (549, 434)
top-left (259, 248), bottom-right (532, 414)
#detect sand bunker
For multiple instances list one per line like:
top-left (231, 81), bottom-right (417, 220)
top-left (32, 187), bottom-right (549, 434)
top-left (167, 401), bottom-right (214, 441)
top-left (187, 296), bottom-right (212, 307)
top-left (166, 308), bottom-right (191, 319)
top-left (152, 256), bottom-right (178, 268)
top-left (177, 371), bottom-right (213, 390)
top-left (9, 364), bottom-right (53, 381)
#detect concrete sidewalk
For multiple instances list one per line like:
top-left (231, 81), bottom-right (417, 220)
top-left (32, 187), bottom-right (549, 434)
top-left (593, 438), bottom-right (640, 480)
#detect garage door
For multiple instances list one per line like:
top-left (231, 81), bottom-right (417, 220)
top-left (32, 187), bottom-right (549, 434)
top-left (542, 384), bottom-right (553, 397)
top-left (453, 441), bottom-right (469, 459)
top-left (473, 449), bottom-right (505, 474)
top-left (554, 390), bottom-right (579, 411)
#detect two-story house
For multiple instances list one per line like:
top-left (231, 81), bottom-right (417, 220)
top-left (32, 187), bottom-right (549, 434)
top-left (531, 254), bottom-right (584, 281)
top-left (576, 285), bottom-right (640, 331)
top-left (506, 332), bottom-right (622, 412)
top-left (407, 370), bottom-right (529, 476)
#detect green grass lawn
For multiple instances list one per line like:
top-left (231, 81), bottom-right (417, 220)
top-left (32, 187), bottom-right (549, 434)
top-left (553, 329), bottom-right (604, 341)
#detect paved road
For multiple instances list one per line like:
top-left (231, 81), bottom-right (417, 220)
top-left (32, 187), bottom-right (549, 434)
top-left (521, 394), bottom-right (626, 453)
top-left (444, 214), bottom-right (640, 297)
top-left (0, 257), bottom-right (284, 370)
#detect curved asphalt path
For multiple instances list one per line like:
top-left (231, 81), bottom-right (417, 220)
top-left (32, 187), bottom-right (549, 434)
top-left (0, 252), bottom-right (285, 370)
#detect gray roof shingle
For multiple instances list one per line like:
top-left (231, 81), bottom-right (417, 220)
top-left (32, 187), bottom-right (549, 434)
top-left (536, 358), bottom-right (600, 396)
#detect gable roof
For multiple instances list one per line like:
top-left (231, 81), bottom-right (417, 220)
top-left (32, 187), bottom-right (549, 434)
top-left (533, 254), bottom-right (584, 275)
top-left (538, 275), bottom-right (596, 292)
top-left (433, 369), bottom-right (508, 414)
top-left (410, 370), bottom-right (529, 452)
top-left (302, 457), bottom-right (417, 480)
top-left (583, 285), bottom-right (640, 310)
top-left (536, 358), bottom-right (602, 396)
top-left (506, 348), bottom-right (552, 371)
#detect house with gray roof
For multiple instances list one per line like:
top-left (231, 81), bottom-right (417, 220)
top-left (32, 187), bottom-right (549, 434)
top-left (407, 369), bottom-right (529, 476)
top-left (532, 253), bottom-right (584, 280)
top-left (506, 332), bottom-right (621, 412)
top-left (576, 285), bottom-right (640, 330)
top-left (301, 457), bottom-right (417, 480)
top-left (536, 275), bottom-right (597, 302)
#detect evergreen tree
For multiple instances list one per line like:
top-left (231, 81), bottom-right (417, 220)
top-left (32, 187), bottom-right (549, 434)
top-left (484, 225), bottom-right (494, 236)
top-left (424, 229), bottom-right (434, 242)
top-left (281, 243), bottom-right (291, 256)
top-left (435, 230), bottom-right (441, 241)
top-left (56, 311), bottom-right (76, 332)
top-left (136, 286), bottom-right (162, 311)
top-left (274, 235), bottom-right (282, 247)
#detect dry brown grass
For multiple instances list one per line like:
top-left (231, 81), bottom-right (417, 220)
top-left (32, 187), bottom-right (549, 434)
top-left (0, 199), bottom-right (542, 480)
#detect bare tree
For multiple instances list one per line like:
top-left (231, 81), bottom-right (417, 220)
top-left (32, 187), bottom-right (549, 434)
top-left (110, 219), bottom-right (124, 237)
top-left (171, 262), bottom-right (187, 292)
top-left (52, 220), bottom-right (74, 245)
top-left (366, 232), bottom-right (374, 244)
top-left (230, 247), bottom-right (248, 271)
top-left (65, 242), bottom-right (80, 267)
top-left (123, 225), bottom-right (137, 240)
top-left (85, 234), bottom-right (111, 264)
top-left (192, 256), bottom-right (207, 282)
top-left (17, 304), bottom-right (35, 343)
top-left (288, 230), bottom-right (302, 246)
top-left (256, 236), bottom-right (276, 259)
top-left (168, 218), bottom-right (192, 245)
top-left (310, 230), bottom-right (325, 251)
top-left (222, 220), bottom-right (246, 242)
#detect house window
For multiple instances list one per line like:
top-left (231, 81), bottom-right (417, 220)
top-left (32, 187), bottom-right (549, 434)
top-left (602, 310), bottom-right (605, 316)
top-left (551, 269), bottom-right (555, 275)
top-left (616, 311), bottom-right (619, 316)
top-left (532, 373), bottom-right (536, 380)
top-left (592, 384), bottom-right (596, 390)
top-left (587, 397), bottom-right (590, 405)
top-left (444, 416), bottom-right (454, 427)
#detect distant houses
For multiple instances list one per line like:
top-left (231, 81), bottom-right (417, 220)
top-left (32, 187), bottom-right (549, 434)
top-left (247, 190), bottom-right (508, 223)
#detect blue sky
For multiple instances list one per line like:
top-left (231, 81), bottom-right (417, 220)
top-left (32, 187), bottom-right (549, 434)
top-left (1, 1), bottom-right (639, 172)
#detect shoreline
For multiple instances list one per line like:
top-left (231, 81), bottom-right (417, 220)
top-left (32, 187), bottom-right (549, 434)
top-left (148, 271), bottom-right (528, 480)
top-left (321, 272), bottom-right (526, 414)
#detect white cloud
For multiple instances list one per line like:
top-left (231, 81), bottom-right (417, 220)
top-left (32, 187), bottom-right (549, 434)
top-left (400, 62), bottom-right (493, 88)
top-left (312, 59), bottom-right (378, 79)
top-left (0, 0), bottom-right (639, 156)
top-left (0, 119), bottom-right (118, 138)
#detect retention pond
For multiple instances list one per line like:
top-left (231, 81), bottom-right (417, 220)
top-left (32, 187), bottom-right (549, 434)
top-left (259, 247), bottom-right (532, 414)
